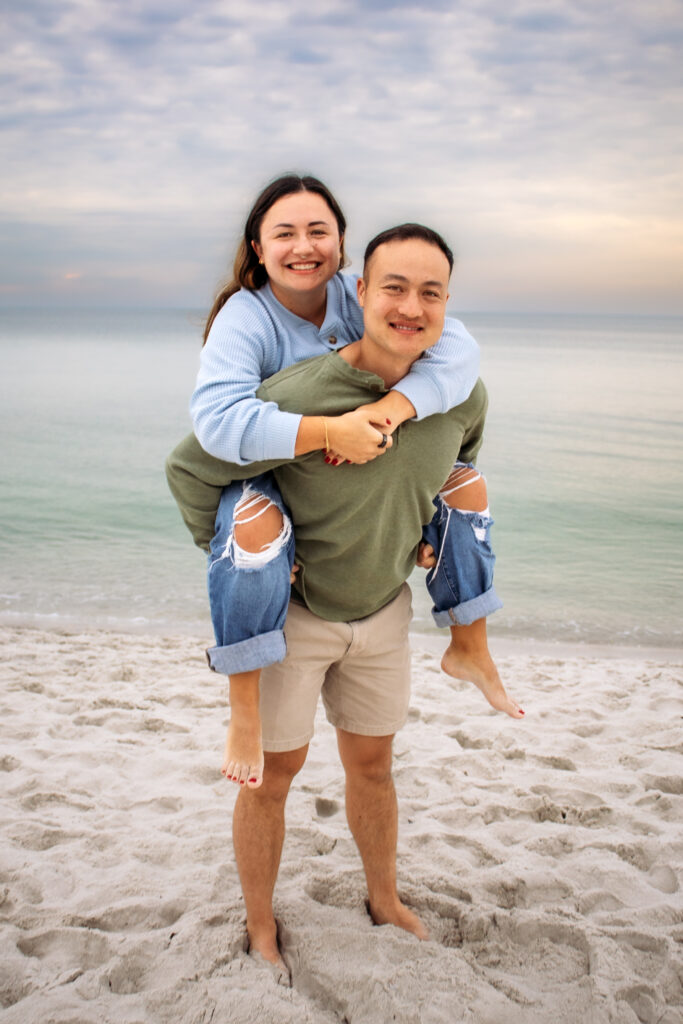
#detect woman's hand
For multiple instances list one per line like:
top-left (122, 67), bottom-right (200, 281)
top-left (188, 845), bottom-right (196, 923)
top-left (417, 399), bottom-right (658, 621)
top-left (325, 407), bottom-right (393, 464)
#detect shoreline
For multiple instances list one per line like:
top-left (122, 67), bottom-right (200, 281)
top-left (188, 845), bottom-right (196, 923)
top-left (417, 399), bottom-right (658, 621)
top-left (1, 617), bottom-right (681, 665)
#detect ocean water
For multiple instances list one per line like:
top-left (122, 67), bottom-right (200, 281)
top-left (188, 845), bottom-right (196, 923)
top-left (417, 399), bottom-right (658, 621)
top-left (1, 308), bottom-right (681, 648)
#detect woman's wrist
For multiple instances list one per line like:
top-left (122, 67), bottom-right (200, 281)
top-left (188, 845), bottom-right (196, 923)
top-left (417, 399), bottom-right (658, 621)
top-left (294, 415), bottom-right (329, 456)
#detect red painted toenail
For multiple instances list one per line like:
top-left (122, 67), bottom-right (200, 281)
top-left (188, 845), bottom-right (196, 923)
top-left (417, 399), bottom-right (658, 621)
top-left (249, 777), bottom-right (257, 783)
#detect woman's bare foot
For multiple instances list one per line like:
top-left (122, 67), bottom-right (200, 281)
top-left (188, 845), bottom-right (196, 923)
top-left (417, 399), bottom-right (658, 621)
top-left (367, 898), bottom-right (429, 940)
top-left (441, 643), bottom-right (524, 719)
top-left (222, 670), bottom-right (265, 787)
top-left (222, 710), bottom-right (264, 788)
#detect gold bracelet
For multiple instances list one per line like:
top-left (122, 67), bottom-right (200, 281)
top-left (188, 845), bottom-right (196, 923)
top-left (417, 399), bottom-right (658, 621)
top-left (321, 416), bottom-right (329, 453)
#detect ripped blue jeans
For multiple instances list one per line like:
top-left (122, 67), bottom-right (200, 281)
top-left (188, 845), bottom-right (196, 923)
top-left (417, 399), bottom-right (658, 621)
top-left (206, 464), bottom-right (502, 676)
top-left (206, 473), bottom-right (295, 675)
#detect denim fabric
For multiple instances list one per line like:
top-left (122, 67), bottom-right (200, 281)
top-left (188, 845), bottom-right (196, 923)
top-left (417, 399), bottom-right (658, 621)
top-left (422, 494), bottom-right (503, 627)
top-left (206, 473), bottom-right (295, 675)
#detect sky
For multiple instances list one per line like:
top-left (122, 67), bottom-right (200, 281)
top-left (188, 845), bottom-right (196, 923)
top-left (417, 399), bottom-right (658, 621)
top-left (2, 0), bottom-right (682, 314)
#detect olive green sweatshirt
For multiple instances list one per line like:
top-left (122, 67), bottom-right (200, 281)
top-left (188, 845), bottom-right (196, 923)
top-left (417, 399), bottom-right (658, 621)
top-left (167, 353), bottom-right (487, 622)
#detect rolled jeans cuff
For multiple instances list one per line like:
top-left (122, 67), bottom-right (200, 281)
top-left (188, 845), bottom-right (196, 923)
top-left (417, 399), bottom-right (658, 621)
top-left (206, 630), bottom-right (287, 675)
top-left (431, 586), bottom-right (503, 628)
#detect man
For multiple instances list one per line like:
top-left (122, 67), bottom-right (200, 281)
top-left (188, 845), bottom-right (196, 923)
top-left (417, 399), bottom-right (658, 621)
top-left (167, 224), bottom-right (518, 969)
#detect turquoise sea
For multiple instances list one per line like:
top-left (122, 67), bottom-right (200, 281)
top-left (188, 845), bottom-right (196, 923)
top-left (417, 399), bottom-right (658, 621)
top-left (1, 308), bottom-right (681, 648)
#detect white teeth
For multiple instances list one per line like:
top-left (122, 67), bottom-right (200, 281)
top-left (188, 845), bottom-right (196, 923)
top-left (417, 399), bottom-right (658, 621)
top-left (289, 263), bottom-right (318, 270)
top-left (392, 324), bottom-right (421, 332)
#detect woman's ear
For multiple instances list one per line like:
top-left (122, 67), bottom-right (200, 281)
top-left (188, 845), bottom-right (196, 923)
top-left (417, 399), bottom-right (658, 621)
top-left (251, 239), bottom-right (263, 262)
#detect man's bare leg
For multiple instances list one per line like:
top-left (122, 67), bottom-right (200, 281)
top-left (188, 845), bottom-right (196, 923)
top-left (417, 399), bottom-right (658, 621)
top-left (232, 745), bottom-right (308, 967)
top-left (420, 466), bottom-right (524, 719)
top-left (337, 729), bottom-right (428, 940)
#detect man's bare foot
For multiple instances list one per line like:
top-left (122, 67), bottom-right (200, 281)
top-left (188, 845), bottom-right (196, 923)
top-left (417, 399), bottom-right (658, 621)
top-left (441, 644), bottom-right (524, 719)
top-left (368, 898), bottom-right (429, 940)
top-left (247, 920), bottom-right (290, 983)
top-left (222, 712), bottom-right (264, 788)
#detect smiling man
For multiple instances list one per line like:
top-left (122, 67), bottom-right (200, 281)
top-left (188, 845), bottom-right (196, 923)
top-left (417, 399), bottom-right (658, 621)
top-left (167, 224), bottom-right (499, 971)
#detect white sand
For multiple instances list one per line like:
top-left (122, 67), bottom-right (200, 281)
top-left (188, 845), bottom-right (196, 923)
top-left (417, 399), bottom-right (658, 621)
top-left (1, 625), bottom-right (681, 1023)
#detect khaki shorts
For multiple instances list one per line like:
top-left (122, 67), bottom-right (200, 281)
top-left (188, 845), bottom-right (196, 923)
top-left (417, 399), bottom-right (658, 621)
top-left (260, 584), bottom-right (413, 752)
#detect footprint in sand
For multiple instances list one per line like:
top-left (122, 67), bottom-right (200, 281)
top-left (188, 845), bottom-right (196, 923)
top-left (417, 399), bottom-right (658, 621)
top-left (315, 797), bottom-right (340, 818)
top-left (17, 927), bottom-right (112, 971)
top-left (65, 899), bottom-right (187, 933)
top-left (646, 864), bottom-right (678, 893)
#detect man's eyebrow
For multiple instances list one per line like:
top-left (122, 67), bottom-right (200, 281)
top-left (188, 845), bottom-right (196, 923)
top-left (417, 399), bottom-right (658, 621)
top-left (270, 220), bottom-right (330, 229)
top-left (380, 273), bottom-right (445, 288)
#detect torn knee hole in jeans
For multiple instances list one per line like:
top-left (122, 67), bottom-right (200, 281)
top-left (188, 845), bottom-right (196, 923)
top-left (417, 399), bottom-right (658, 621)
top-left (217, 483), bottom-right (293, 570)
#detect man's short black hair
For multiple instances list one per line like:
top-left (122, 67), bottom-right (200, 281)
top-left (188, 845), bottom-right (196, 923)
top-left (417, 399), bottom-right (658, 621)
top-left (363, 223), bottom-right (454, 277)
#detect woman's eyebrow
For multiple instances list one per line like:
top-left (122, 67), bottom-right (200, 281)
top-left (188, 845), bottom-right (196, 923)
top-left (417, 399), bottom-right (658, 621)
top-left (270, 219), bottom-right (330, 229)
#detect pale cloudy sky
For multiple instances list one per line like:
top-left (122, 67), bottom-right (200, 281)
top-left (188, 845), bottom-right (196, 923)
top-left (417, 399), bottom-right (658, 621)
top-left (2, 0), bottom-right (682, 312)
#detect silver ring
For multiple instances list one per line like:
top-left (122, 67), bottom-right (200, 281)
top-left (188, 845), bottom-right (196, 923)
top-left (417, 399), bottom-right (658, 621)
top-left (377, 433), bottom-right (388, 449)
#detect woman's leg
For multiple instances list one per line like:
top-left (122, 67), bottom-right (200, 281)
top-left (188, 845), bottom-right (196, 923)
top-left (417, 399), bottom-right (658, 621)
top-left (421, 463), bottom-right (524, 719)
top-left (207, 474), bottom-right (295, 786)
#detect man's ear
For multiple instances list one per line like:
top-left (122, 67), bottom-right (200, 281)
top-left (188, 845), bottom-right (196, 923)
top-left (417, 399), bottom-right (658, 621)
top-left (357, 275), bottom-right (366, 308)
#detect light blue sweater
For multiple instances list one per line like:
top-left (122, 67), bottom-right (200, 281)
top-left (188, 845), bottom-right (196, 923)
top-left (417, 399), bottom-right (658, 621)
top-left (191, 272), bottom-right (480, 465)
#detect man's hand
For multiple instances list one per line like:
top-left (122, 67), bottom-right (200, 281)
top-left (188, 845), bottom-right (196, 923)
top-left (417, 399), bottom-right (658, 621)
top-left (416, 542), bottom-right (436, 569)
top-left (325, 407), bottom-right (393, 464)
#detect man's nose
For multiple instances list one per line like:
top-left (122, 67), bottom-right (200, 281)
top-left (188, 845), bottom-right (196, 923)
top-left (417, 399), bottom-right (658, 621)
top-left (396, 291), bottom-right (422, 317)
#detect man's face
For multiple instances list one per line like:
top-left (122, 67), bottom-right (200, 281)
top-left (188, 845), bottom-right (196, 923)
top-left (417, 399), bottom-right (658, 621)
top-left (357, 239), bottom-right (450, 363)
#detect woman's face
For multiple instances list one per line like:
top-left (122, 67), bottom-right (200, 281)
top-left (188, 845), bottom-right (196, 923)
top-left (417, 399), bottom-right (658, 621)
top-left (252, 191), bottom-right (342, 308)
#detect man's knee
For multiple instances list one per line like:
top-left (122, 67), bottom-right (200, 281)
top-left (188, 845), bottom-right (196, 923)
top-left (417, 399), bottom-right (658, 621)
top-left (338, 731), bottom-right (394, 782)
top-left (256, 746), bottom-right (308, 798)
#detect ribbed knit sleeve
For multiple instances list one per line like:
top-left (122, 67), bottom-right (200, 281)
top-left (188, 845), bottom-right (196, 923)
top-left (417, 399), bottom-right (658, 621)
top-left (190, 293), bottom-right (303, 465)
top-left (390, 317), bottom-right (480, 418)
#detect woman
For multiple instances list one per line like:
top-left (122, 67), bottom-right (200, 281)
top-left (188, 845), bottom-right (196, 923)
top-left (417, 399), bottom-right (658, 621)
top-left (173, 174), bottom-right (521, 791)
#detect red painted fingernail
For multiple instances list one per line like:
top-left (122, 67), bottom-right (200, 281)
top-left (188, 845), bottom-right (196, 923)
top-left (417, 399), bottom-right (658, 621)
top-left (324, 457), bottom-right (330, 463)
top-left (332, 459), bottom-right (338, 465)
top-left (386, 419), bottom-right (392, 425)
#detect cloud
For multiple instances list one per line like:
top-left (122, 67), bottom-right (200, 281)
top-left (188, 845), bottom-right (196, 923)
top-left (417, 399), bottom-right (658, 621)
top-left (1, 0), bottom-right (681, 311)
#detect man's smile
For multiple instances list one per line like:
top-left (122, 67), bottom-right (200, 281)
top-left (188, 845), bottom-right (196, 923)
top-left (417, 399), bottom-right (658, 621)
top-left (389, 321), bottom-right (423, 334)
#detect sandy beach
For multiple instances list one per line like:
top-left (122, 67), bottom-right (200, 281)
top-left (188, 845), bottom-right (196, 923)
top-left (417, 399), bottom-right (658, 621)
top-left (1, 624), bottom-right (681, 1023)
